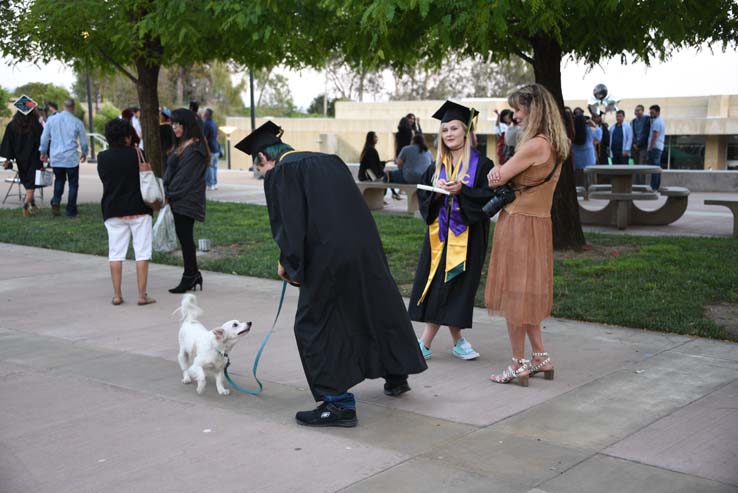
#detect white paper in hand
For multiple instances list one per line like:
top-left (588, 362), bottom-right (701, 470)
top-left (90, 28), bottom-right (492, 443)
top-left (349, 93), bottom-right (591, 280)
top-left (417, 184), bottom-right (451, 195)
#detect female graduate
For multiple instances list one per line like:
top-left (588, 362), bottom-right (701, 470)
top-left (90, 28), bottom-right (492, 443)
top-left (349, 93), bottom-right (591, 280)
top-left (409, 101), bottom-right (495, 361)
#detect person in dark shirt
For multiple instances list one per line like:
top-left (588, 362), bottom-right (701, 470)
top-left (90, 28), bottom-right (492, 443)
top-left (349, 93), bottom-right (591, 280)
top-left (96, 118), bottom-right (155, 306)
top-left (159, 107), bottom-right (175, 175)
top-left (358, 131), bottom-right (386, 181)
top-left (164, 108), bottom-right (209, 293)
top-left (0, 107), bottom-right (44, 216)
top-left (202, 108), bottom-right (221, 190)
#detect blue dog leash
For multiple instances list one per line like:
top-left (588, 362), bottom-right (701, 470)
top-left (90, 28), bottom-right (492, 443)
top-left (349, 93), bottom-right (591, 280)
top-left (224, 280), bottom-right (287, 395)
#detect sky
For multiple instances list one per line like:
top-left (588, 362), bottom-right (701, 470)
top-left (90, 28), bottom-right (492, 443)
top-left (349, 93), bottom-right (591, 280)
top-left (1, 45), bottom-right (737, 110)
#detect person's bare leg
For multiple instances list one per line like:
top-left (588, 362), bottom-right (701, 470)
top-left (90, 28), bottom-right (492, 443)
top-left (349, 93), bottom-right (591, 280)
top-left (490, 319), bottom-right (529, 382)
top-left (24, 189), bottom-right (34, 207)
top-left (136, 260), bottom-right (155, 304)
top-left (110, 261), bottom-right (123, 304)
top-left (448, 326), bottom-right (463, 344)
top-left (526, 323), bottom-right (553, 372)
top-left (420, 323), bottom-right (441, 348)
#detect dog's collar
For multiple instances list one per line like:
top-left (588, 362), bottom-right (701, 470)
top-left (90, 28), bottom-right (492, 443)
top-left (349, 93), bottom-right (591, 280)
top-left (212, 345), bottom-right (228, 359)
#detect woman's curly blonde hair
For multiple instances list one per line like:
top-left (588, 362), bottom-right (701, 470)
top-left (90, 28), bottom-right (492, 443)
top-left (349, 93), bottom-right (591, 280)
top-left (508, 84), bottom-right (570, 163)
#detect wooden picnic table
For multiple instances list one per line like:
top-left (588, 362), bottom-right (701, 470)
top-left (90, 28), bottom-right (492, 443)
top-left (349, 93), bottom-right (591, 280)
top-left (579, 165), bottom-right (690, 230)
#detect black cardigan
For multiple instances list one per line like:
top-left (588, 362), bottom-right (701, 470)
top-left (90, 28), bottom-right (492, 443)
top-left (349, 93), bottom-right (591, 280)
top-left (163, 140), bottom-right (207, 221)
top-left (97, 146), bottom-right (153, 221)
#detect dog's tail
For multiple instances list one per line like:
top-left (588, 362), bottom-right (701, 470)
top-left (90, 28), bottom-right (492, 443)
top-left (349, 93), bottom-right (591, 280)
top-left (174, 293), bottom-right (203, 324)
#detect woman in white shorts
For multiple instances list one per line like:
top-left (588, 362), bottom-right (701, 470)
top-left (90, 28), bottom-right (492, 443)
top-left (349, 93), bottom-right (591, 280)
top-left (97, 118), bottom-right (155, 306)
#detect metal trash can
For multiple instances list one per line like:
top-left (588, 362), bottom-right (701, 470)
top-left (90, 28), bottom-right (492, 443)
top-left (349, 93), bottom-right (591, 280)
top-left (198, 239), bottom-right (211, 252)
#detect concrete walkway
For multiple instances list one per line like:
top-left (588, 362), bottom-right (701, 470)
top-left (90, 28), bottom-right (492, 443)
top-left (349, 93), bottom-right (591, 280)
top-left (2, 164), bottom-right (736, 237)
top-left (1, 243), bottom-right (737, 492)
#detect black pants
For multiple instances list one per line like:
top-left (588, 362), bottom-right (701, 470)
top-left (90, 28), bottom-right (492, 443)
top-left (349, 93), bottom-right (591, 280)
top-left (173, 212), bottom-right (198, 276)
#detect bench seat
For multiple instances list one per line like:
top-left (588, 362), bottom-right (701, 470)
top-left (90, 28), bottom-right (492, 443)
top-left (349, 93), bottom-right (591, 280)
top-left (355, 181), bottom-right (420, 213)
top-left (704, 199), bottom-right (738, 237)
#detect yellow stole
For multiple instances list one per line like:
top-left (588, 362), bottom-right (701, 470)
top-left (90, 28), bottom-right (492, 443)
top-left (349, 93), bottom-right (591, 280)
top-left (417, 153), bottom-right (472, 304)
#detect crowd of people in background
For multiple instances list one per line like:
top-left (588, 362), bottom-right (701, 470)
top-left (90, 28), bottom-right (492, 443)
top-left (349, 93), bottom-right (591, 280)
top-left (564, 103), bottom-right (666, 194)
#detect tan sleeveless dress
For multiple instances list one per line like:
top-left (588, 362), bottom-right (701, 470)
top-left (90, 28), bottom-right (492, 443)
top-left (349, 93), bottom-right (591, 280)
top-left (485, 143), bottom-right (561, 326)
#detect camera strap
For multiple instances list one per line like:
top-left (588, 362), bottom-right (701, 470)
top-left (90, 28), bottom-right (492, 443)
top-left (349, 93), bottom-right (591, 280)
top-left (511, 159), bottom-right (560, 194)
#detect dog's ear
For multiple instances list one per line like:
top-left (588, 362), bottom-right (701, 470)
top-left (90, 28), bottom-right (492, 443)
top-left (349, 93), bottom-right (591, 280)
top-left (213, 327), bottom-right (225, 339)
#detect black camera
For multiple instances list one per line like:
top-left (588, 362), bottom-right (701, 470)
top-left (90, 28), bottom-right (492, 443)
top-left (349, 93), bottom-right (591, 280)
top-left (482, 184), bottom-right (516, 217)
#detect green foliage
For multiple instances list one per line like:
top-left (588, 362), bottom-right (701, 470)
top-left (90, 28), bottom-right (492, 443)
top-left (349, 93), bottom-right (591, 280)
top-left (1, 203), bottom-right (736, 340)
top-left (13, 82), bottom-right (70, 107)
top-left (0, 87), bottom-right (11, 117)
top-left (93, 103), bottom-right (121, 134)
top-left (307, 95), bottom-right (336, 116)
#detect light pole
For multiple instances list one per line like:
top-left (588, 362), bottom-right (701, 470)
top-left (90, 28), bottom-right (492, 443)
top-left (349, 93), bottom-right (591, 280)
top-left (220, 126), bottom-right (237, 170)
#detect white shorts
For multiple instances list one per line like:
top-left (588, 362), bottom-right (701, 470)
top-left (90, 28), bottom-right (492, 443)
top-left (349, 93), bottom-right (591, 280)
top-left (104, 215), bottom-right (153, 262)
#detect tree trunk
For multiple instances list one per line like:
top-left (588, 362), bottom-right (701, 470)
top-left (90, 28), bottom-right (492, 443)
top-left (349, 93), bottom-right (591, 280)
top-left (531, 35), bottom-right (586, 251)
top-left (135, 55), bottom-right (163, 177)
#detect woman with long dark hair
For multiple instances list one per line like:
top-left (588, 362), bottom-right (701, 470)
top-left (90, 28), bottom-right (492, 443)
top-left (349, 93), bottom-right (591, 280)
top-left (486, 84), bottom-right (570, 386)
top-left (571, 113), bottom-right (596, 194)
top-left (358, 131), bottom-right (386, 181)
top-left (0, 108), bottom-right (44, 216)
top-left (164, 108), bottom-right (209, 293)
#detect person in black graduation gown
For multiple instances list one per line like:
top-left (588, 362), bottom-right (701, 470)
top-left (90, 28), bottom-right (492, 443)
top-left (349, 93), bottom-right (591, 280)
top-left (410, 101), bottom-right (495, 361)
top-left (235, 121), bottom-right (427, 428)
top-left (0, 105), bottom-right (44, 216)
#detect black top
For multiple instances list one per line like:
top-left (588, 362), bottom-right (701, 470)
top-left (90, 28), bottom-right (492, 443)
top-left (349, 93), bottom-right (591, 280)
top-left (358, 147), bottom-right (385, 181)
top-left (264, 151), bottom-right (427, 400)
top-left (163, 140), bottom-right (207, 221)
top-left (97, 146), bottom-right (153, 221)
top-left (0, 119), bottom-right (43, 166)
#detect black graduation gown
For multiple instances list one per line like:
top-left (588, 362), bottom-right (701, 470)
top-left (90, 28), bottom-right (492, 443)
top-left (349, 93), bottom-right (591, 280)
top-left (264, 151), bottom-right (427, 400)
top-left (0, 121), bottom-right (43, 189)
top-left (408, 155), bottom-right (494, 329)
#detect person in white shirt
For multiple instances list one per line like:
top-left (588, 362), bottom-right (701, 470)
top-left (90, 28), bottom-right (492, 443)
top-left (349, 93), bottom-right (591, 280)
top-left (648, 105), bottom-right (666, 190)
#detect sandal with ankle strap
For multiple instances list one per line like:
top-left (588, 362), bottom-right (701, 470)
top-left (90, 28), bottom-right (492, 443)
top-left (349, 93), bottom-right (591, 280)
top-left (529, 352), bottom-right (555, 380)
top-left (490, 357), bottom-right (531, 387)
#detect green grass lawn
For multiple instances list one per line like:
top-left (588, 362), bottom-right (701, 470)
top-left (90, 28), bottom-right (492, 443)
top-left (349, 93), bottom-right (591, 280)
top-left (2, 202), bottom-right (736, 341)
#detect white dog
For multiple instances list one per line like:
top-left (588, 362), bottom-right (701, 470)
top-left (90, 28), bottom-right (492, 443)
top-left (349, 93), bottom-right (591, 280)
top-left (176, 294), bottom-right (251, 395)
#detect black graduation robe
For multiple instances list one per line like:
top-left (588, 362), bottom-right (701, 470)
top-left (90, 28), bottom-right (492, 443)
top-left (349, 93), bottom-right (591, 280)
top-left (264, 151), bottom-right (427, 400)
top-left (408, 154), bottom-right (494, 329)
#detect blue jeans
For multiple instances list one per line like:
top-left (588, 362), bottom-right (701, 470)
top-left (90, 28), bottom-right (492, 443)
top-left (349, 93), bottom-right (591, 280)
top-left (206, 153), bottom-right (219, 187)
top-left (52, 166), bottom-right (79, 216)
top-left (385, 169), bottom-right (407, 183)
top-left (648, 149), bottom-right (663, 191)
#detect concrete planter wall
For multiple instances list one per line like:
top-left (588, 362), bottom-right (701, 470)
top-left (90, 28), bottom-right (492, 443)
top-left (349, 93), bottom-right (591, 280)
top-left (661, 170), bottom-right (738, 192)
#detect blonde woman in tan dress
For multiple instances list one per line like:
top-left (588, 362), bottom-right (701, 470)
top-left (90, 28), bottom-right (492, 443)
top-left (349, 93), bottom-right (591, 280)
top-left (486, 84), bottom-right (570, 386)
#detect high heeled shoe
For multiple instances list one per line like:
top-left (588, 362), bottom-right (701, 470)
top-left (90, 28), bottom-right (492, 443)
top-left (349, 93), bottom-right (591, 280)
top-left (490, 357), bottom-right (531, 387)
top-left (168, 272), bottom-right (203, 293)
top-left (529, 351), bottom-right (555, 380)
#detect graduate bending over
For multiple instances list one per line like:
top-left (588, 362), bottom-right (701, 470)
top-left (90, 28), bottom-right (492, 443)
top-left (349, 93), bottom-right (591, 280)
top-left (235, 121), bottom-right (427, 428)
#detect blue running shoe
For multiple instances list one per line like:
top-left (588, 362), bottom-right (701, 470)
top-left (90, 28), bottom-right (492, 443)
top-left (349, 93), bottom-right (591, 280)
top-left (418, 339), bottom-right (432, 360)
top-left (452, 337), bottom-right (480, 360)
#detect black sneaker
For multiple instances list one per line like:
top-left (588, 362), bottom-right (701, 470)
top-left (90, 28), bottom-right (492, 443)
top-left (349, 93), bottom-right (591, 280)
top-left (295, 402), bottom-right (358, 427)
top-left (384, 381), bottom-right (411, 397)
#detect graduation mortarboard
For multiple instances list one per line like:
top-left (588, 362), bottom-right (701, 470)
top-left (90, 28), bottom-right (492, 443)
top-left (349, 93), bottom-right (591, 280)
top-left (13, 95), bottom-right (38, 115)
top-left (234, 120), bottom-right (284, 157)
top-left (432, 100), bottom-right (479, 129)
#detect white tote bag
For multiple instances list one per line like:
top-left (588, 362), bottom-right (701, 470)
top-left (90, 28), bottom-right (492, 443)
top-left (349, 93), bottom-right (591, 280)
top-left (152, 204), bottom-right (178, 253)
top-left (137, 148), bottom-right (163, 207)
top-left (34, 168), bottom-right (54, 187)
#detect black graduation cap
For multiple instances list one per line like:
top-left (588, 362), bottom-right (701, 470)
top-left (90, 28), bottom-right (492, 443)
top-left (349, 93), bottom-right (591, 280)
top-left (432, 100), bottom-right (479, 129)
top-left (13, 95), bottom-right (38, 115)
top-left (234, 120), bottom-right (283, 158)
